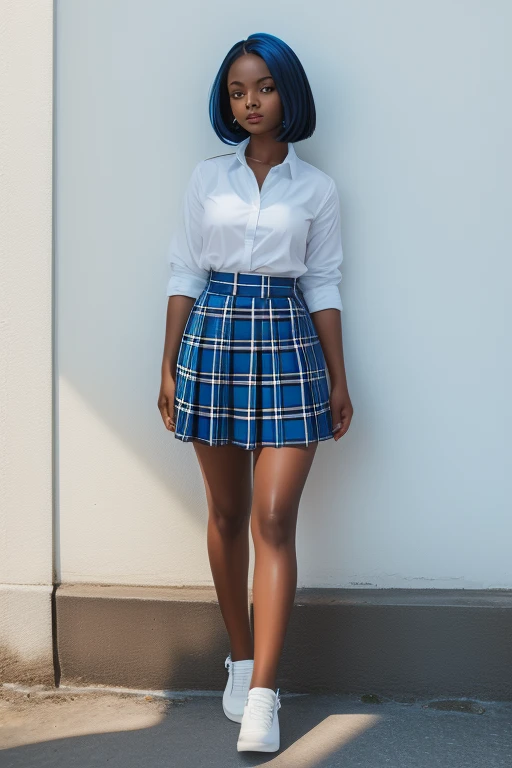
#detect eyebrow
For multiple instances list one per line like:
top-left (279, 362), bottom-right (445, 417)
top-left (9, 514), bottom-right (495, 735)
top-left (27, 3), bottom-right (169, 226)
top-left (228, 76), bottom-right (274, 86)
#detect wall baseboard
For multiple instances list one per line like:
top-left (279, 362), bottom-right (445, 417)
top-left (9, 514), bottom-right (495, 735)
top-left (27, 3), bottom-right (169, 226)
top-left (55, 585), bottom-right (512, 700)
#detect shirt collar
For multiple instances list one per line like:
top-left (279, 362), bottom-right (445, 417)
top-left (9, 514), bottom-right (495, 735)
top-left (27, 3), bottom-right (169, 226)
top-left (235, 136), bottom-right (298, 180)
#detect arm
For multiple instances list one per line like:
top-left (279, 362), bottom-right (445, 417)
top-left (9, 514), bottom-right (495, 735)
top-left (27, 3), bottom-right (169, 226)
top-left (159, 295), bottom-right (196, 432)
top-left (310, 309), bottom-right (347, 392)
top-left (165, 160), bottom-right (210, 299)
top-left (161, 295), bottom-right (195, 379)
top-left (159, 162), bottom-right (209, 431)
top-left (310, 309), bottom-right (352, 439)
top-left (163, 159), bottom-right (209, 372)
top-left (297, 179), bottom-right (344, 314)
top-left (298, 179), bottom-right (353, 439)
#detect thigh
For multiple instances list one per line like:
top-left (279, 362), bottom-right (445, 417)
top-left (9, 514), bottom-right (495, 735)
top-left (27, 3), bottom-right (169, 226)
top-left (193, 441), bottom-right (253, 521)
top-left (251, 443), bottom-right (318, 524)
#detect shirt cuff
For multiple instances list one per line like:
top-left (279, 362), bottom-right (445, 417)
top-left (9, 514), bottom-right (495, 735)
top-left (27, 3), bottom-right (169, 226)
top-left (166, 265), bottom-right (209, 299)
top-left (301, 285), bottom-right (343, 314)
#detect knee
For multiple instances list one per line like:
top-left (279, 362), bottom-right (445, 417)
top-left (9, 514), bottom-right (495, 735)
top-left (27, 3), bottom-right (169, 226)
top-left (253, 506), bottom-right (295, 547)
top-left (209, 500), bottom-right (250, 537)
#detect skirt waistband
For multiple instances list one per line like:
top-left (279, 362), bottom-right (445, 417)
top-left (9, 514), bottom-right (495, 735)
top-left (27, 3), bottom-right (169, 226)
top-left (206, 269), bottom-right (299, 298)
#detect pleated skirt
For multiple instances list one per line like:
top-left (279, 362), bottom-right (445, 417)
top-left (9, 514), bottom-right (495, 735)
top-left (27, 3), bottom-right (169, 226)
top-left (173, 269), bottom-right (334, 450)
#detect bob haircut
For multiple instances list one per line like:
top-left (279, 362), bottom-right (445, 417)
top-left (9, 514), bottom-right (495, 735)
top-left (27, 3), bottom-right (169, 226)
top-left (208, 32), bottom-right (316, 145)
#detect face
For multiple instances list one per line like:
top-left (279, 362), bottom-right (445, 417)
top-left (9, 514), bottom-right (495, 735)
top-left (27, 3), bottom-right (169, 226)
top-left (227, 53), bottom-right (284, 136)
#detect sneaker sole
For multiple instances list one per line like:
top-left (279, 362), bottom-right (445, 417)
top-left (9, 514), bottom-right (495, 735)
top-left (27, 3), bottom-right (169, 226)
top-left (222, 700), bottom-right (243, 723)
top-left (237, 740), bottom-right (280, 752)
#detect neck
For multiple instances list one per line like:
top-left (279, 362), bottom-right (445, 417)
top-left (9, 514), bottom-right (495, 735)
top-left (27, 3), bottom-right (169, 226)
top-left (245, 135), bottom-right (289, 166)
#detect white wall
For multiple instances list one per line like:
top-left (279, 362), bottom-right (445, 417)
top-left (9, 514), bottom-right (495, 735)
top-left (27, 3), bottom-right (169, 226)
top-left (0, 0), bottom-right (54, 680)
top-left (55, 1), bottom-right (511, 589)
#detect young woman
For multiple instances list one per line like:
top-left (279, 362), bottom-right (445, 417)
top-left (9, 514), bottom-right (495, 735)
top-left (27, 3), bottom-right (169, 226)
top-left (158, 32), bottom-right (353, 753)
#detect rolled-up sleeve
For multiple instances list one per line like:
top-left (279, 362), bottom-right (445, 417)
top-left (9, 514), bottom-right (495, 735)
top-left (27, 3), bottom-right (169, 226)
top-left (166, 161), bottom-right (210, 299)
top-left (298, 179), bottom-right (344, 314)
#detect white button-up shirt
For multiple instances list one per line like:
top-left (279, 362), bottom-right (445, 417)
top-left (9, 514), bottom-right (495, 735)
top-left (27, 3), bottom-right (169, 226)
top-left (166, 135), bottom-right (343, 313)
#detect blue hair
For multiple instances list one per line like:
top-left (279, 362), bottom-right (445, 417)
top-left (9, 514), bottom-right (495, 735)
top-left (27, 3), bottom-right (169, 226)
top-left (208, 33), bottom-right (316, 145)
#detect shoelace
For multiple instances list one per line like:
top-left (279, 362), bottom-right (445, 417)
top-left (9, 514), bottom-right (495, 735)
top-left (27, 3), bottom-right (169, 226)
top-left (246, 688), bottom-right (281, 731)
top-left (225, 653), bottom-right (254, 695)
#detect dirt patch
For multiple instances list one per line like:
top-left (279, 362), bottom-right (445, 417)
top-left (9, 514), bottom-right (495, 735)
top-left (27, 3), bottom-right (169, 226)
top-left (0, 684), bottom-right (193, 749)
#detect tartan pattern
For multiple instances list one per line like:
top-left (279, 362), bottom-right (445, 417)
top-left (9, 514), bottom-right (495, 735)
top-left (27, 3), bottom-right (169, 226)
top-left (173, 270), bottom-right (334, 450)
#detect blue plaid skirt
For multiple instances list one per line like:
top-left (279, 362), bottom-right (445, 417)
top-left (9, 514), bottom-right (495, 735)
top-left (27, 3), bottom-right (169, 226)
top-left (173, 269), bottom-right (334, 450)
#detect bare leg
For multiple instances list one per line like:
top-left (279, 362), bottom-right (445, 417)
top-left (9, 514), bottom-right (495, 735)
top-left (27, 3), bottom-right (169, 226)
top-left (193, 441), bottom-right (254, 661)
top-left (249, 442), bottom-right (319, 690)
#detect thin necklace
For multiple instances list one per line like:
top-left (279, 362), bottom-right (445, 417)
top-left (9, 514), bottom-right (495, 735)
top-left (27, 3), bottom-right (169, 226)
top-left (245, 155), bottom-right (282, 167)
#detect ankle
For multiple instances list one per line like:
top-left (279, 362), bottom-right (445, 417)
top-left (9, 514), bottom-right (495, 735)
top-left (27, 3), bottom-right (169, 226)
top-left (249, 682), bottom-right (276, 692)
top-left (230, 646), bottom-right (254, 662)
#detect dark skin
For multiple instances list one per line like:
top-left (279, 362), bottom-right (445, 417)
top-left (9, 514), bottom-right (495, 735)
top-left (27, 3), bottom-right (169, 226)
top-left (158, 52), bottom-right (353, 691)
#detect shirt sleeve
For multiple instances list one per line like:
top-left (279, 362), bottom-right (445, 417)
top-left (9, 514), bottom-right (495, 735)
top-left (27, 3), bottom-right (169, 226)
top-left (165, 160), bottom-right (210, 299)
top-left (297, 179), bottom-right (344, 314)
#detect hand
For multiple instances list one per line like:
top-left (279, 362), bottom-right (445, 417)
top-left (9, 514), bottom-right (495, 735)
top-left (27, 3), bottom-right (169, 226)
top-left (158, 372), bottom-right (177, 432)
top-left (330, 385), bottom-right (353, 441)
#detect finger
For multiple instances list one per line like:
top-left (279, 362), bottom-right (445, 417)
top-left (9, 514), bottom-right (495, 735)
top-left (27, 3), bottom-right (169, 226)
top-left (335, 412), bottom-right (352, 439)
top-left (331, 406), bottom-right (347, 439)
top-left (158, 400), bottom-right (167, 427)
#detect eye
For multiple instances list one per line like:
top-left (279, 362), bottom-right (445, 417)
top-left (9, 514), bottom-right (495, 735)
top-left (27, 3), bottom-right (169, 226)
top-left (230, 85), bottom-right (275, 99)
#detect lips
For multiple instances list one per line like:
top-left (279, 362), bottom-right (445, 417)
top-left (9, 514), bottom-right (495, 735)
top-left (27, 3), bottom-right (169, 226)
top-left (247, 114), bottom-right (263, 121)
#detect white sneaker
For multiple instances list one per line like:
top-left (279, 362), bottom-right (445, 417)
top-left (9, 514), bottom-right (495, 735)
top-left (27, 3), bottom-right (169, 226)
top-left (222, 653), bottom-right (254, 723)
top-left (237, 686), bottom-right (282, 752)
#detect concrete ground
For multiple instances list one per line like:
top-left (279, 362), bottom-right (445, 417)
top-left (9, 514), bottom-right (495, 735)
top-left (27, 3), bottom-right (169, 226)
top-left (1, 683), bottom-right (511, 767)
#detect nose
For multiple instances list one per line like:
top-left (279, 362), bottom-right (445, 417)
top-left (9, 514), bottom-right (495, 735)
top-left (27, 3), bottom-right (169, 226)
top-left (246, 91), bottom-right (260, 109)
